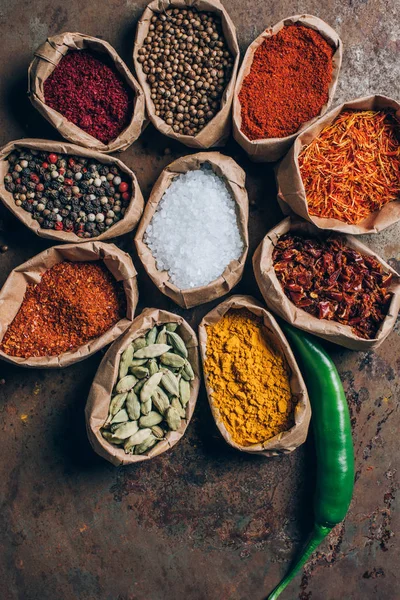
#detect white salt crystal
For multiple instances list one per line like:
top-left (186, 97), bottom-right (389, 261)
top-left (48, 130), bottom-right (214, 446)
top-left (144, 167), bottom-right (244, 289)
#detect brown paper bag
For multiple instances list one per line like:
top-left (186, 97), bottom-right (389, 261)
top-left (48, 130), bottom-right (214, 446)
top-left (253, 217), bottom-right (400, 350)
top-left (0, 241), bottom-right (138, 368)
top-left (198, 294), bottom-right (311, 456)
top-left (28, 32), bottom-right (146, 153)
top-left (232, 14), bottom-right (343, 162)
top-left (85, 308), bottom-right (200, 466)
top-left (134, 151), bottom-right (249, 308)
top-left (0, 139), bottom-right (144, 243)
top-left (276, 95), bottom-right (400, 234)
top-left (133, 0), bottom-right (240, 148)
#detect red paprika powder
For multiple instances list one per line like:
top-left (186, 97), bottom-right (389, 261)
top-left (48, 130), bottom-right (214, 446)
top-left (44, 51), bottom-right (132, 144)
top-left (0, 261), bottom-right (126, 358)
top-left (239, 24), bottom-right (334, 140)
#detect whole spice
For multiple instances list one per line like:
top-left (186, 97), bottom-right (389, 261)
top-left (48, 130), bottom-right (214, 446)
top-left (204, 309), bottom-right (295, 446)
top-left (102, 322), bottom-right (195, 455)
top-left (273, 233), bottom-right (393, 339)
top-left (268, 324), bottom-right (354, 599)
top-left (43, 51), bottom-right (132, 144)
top-left (4, 148), bottom-right (131, 237)
top-left (137, 8), bottom-right (233, 136)
top-left (0, 261), bottom-right (126, 358)
top-left (299, 110), bottom-right (400, 224)
top-left (239, 24), bottom-right (334, 140)
top-left (144, 167), bottom-right (243, 288)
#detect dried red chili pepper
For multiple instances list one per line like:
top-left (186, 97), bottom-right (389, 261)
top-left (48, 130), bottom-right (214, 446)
top-left (0, 261), bottom-right (126, 358)
top-left (272, 233), bottom-right (393, 339)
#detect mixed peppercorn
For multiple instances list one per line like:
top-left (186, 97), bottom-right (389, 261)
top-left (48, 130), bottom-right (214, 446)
top-left (137, 8), bottom-right (234, 136)
top-left (4, 148), bottom-right (131, 237)
top-left (0, 261), bottom-right (126, 358)
top-left (273, 233), bottom-right (393, 339)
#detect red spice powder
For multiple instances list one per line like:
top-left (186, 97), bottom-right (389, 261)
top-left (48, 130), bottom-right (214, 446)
top-left (239, 24), bottom-right (334, 140)
top-left (0, 261), bottom-right (126, 358)
top-left (44, 51), bottom-right (132, 144)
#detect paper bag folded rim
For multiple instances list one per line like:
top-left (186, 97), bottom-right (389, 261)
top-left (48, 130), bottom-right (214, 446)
top-left (198, 294), bottom-right (311, 456)
top-left (133, 0), bottom-right (240, 149)
top-left (0, 241), bottom-right (138, 368)
top-left (0, 139), bottom-right (144, 243)
top-left (232, 14), bottom-right (343, 162)
top-left (134, 151), bottom-right (249, 308)
top-left (253, 217), bottom-right (400, 350)
top-left (85, 307), bottom-right (201, 466)
top-left (276, 95), bottom-right (400, 234)
top-left (28, 32), bottom-right (147, 153)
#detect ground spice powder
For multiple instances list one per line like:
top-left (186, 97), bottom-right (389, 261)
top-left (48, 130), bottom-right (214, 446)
top-left (44, 51), bottom-right (132, 144)
top-left (0, 261), bottom-right (126, 358)
top-left (204, 309), bottom-right (295, 446)
top-left (239, 24), bottom-right (334, 140)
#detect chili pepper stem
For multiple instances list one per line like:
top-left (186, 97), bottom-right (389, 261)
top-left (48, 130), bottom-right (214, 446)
top-left (267, 523), bottom-right (332, 600)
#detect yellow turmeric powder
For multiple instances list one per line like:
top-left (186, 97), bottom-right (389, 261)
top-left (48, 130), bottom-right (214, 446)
top-left (204, 309), bottom-right (295, 446)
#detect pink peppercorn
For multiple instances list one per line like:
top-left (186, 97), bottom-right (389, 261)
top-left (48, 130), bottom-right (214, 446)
top-left (43, 51), bottom-right (132, 145)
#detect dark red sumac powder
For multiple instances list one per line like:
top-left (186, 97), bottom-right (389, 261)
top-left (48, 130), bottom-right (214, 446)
top-left (44, 51), bottom-right (132, 144)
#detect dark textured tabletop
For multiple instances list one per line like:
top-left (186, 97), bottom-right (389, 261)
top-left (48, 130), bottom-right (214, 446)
top-left (0, 1), bottom-right (399, 599)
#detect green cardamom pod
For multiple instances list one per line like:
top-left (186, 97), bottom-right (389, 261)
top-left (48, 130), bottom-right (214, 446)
top-left (179, 378), bottom-right (191, 407)
top-left (105, 392), bottom-right (127, 425)
top-left (165, 406), bottom-right (181, 431)
top-left (139, 411), bottom-right (163, 428)
top-left (141, 398), bottom-right (152, 416)
top-left (101, 430), bottom-right (124, 445)
top-left (126, 390), bottom-right (141, 421)
top-left (165, 322), bottom-right (178, 332)
top-left (151, 388), bottom-right (170, 415)
top-left (134, 378), bottom-right (147, 394)
top-left (113, 420), bottom-right (139, 441)
top-left (119, 344), bottom-right (134, 379)
top-left (130, 366), bottom-right (149, 379)
top-left (116, 374), bottom-right (137, 394)
top-left (110, 408), bottom-right (129, 424)
top-left (156, 327), bottom-right (168, 344)
top-left (182, 360), bottom-right (195, 381)
top-left (166, 331), bottom-right (188, 358)
top-left (148, 359), bottom-right (159, 376)
top-left (146, 325), bottom-right (158, 345)
top-left (110, 422), bottom-right (125, 433)
top-left (133, 337), bottom-right (147, 351)
top-left (140, 371), bottom-right (164, 402)
top-left (161, 369), bottom-right (180, 396)
top-left (171, 396), bottom-right (186, 418)
top-left (151, 425), bottom-right (165, 439)
top-left (133, 343), bottom-right (171, 359)
top-left (134, 434), bottom-right (158, 455)
top-left (124, 428), bottom-right (152, 453)
top-left (160, 352), bottom-right (186, 368)
top-left (130, 358), bottom-right (148, 367)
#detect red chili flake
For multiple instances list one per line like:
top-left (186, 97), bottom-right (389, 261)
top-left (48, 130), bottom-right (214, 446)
top-left (272, 233), bottom-right (394, 339)
top-left (48, 153), bottom-right (58, 164)
top-left (0, 261), bottom-right (126, 358)
top-left (43, 51), bottom-right (133, 145)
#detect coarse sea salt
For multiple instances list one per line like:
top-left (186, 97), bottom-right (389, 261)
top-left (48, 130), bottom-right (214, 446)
top-left (145, 167), bottom-right (244, 289)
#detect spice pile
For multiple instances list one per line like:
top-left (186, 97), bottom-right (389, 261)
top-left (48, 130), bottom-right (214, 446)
top-left (273, 233), bottom-right (393, 339)
top-left (102, 323), bottom-right (194, 455)
top-left (137, 8), bottom-right (234, 136)
top-left (144, 167), bottom-right (243, 289)
top-left (204, 309), bottom-right (295, 446)
top-left (0, 261), bottom-right (126, 358)
top-left (239, 24), bottom-right (334, 140)
top-left (44, 50), bottom-right (132, 144)
top-left (299, 110), bottom-right (400, 224)
top-left (4, 148), bottom-right (131, 237)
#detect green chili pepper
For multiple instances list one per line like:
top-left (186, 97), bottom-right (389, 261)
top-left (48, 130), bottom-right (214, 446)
top-left (267, 325), bottom-right (354, 600)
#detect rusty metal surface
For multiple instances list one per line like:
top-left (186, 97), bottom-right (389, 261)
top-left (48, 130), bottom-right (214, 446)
top-left (0, 1), bottom-right (399, 598)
